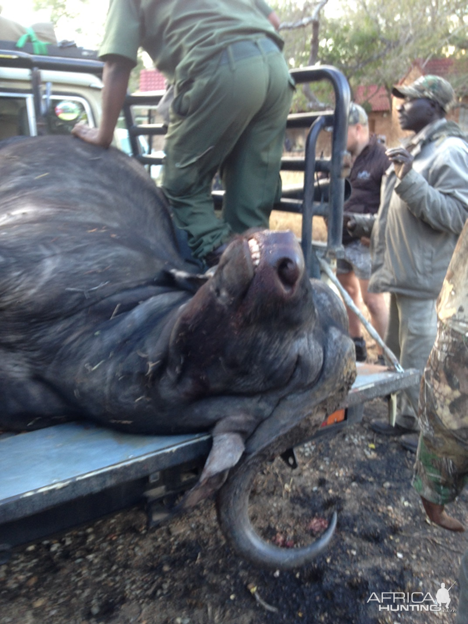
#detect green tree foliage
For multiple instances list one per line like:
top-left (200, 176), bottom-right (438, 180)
top-left (276, 1), bottom-right (334, 110)
top-left (32, 0), bottom-right (89, 26)
top-left (324, 0), bottom-right (466, 91)
top-left (275, 0), bottom-right (468, 105)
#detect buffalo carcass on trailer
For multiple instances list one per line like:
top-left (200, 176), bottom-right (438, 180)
top-left (0, 136), bottom-right (356, 569)
top-left (0, 50), bottom-right (420, 570)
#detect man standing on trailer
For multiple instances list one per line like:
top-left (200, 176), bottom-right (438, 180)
top-left (72, 0), bottom-right (294, 268)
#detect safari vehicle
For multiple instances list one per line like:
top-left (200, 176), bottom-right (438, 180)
top-left (0, 44), bottom-right (419, 570)
top-left (0, 39), bottom-right (152, 155)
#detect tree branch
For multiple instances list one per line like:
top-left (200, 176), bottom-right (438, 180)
top-left (279, 0), bottom-right (328, 30)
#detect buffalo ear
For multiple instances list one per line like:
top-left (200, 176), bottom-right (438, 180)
top-left (166, 269), bottom-right (210, 293)
top-left (178, 432), bottom-right (245, 509)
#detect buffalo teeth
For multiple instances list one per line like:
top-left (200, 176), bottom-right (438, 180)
top-left (248, 238), bottom-right (261, 267)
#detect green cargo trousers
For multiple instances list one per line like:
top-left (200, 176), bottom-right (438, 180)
top-left (162, 37), bottom-right (294, 260)
top-left (385, 294), bottom-right (437, 430)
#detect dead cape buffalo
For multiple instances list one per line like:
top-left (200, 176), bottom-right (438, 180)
top-left (0, 136), bottom-right (356, 569)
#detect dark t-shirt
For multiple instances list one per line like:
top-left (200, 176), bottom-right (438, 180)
top-left (343, 135), bottom-right (390, 245)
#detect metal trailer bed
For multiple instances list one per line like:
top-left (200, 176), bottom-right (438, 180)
top-left (0, 363), bottom-right (419, 557)
top-left (0, 50), bottom-right (420, 561)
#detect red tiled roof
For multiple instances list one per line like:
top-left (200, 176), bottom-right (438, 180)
top-left (139, 69), bottom-right (166, 92)
top-left (395, 57), bottom-right (468, 97)
top-left (354, 85), bottom-right (390, 112)
top-left (422, 58), bottom-right (454, 77)
top-left (421, 57), bottom-right (468, 80)
top-left (404, 57), bottom-right (468, 80)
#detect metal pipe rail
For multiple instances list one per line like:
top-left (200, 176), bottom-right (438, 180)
top-left (289, 66), bottom-right (350, 267)
top-left (281, 157), bottom-right (331, 173)
top-left (125, 92), bottom-right (165, 106)
top-left (137, 154), bottom-right (165, 167)
top-left (130, 123), bottom-right (166, 137)
top-left (286, 110), bottom-right (334, 128)
top-left (0, 46), bottom-right (103, 75)
top-left (211, 195), bottom-right (329, 217)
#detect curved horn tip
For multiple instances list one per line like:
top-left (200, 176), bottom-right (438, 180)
top-left (216, 454), bottom-right (339, 570)
top-left (218, 497), bottom-right (338, 570)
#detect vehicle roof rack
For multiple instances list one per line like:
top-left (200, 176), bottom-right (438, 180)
top-left (0, 40), bottom-right (103, 75)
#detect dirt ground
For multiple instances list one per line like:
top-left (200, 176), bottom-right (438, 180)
top-left (1, 392), bottom-right (467, 624)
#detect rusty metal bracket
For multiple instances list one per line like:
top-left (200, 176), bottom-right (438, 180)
top-left (144, 460), bottom-right (203, 528)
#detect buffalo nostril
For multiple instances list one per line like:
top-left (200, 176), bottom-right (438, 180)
top-left (277, 257), bottom-right (301, 288)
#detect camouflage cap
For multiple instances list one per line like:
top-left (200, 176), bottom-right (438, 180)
top-left (392, 75), bottom-right (455, 112)
top-left (348, 102), bottom-right (368, 126)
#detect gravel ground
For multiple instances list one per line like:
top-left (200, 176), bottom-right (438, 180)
top-left (1, 398), bottom-right (467, 624)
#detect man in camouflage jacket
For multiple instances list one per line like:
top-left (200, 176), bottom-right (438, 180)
top-left (411, 218), bottom-right (468, 623)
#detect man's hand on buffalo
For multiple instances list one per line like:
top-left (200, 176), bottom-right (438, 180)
top-left (421, 496), bottom-right (465, 532)
top-left (72, 55), bottom-right (134, 149)
top-left (71, 123), bottom-right (110, 148)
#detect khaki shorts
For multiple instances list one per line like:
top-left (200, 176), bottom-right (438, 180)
top-left (336, 240), bottom-right (371, 280)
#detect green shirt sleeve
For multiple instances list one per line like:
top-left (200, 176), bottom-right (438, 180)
top-left (255, 0), bottom-right (274, 18)
top-left (99, 0), bottom-right (141, 66)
